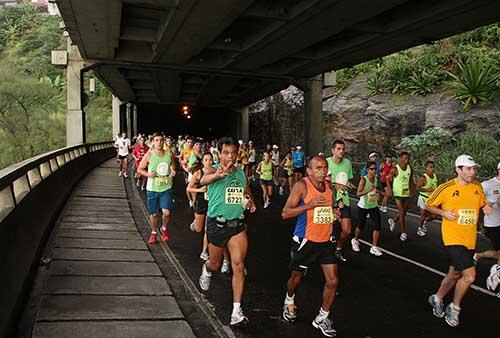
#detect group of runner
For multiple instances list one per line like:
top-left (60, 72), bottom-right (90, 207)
top-left (115, 132), bottom-right (500, 336)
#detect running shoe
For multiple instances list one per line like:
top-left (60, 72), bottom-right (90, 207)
top-left (136, 180), bottom-right (140, 187)
top-left (428, 294), bottom-right (445, 318)
top-left (366, 213), bottom-right (370, 219)
top-left (123, 173), bottom-right (128, 178)
top-left (486, 264), bottom-right (500, 291)
top-left (351, 238), bottom-right (360, 252)
top-left (369, 246), bottom-right (383, 257)
top-left (388, 218), bottom-right (395, 232)
top-left (400, 232), bottom-right (408, 242)
top-left (335, 250), bottom-right (347, 262)
top-left (230, 308), bottom-right (249, 327)
top-left (312, 316), bottom-right (336, 337)
top-left (189, 200), bottom-right (193, 208)
top-left (417, 227), bottom-right (426, 237)
top-left (445, 303), bottom-right (460, 327)
top-left (160, 227), bottom-right (169, 242)
top-left (118, 171), bottom-right (122, 177)
top-left (189, 221), bottom-right (196, 232)
top-left (221, 259), bottom-right (231, 273)
top-left (380, 205), bottom-right (387, 213)
top-left (279, 186), bottom-right (284, 196)
top-left (147, 233), bottom-right (157, 244)
top-left (199, 265), bottom-right (211, 291)
top-left (141, 185), bottom-right (145, 191)
top-left (199, 251), bottom-right (209, 261)
top-left (283, 303), bottom-right (297, 322)
top-left (263, 201), bottom-right (269, 209)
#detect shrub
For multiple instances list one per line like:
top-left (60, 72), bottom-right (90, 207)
top-left (446, 58), bottom-right (498, 111)
top-left (408, 69), bottom-right (439, 95)
top-left (367, 70), bottom-right (385, 95)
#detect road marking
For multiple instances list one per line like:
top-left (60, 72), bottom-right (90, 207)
top-left (357, 239), bottom-right (497, 297)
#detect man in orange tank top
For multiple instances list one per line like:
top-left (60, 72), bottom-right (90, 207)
top-left (281, 156), bottom-right (341, 337)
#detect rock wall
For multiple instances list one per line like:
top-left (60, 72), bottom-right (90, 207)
top-left (249, 75), bottom-right (499, 160)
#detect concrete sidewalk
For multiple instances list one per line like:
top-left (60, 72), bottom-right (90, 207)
top-left (30, 160), bottom-right (195, 338)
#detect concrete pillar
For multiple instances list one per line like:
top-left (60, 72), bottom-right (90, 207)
top-left (126, 103), bottom-right (132, 138)
top-left (304, 75), bottom-right (323, 155)
top-left (66, 38), bottom-right (86, 146)
top-left (239, 106), bottom-right (249, 141)
top-left (112, 95), bottom-right (122, 140)
top-left (132, 104), bottom-right (138, 136)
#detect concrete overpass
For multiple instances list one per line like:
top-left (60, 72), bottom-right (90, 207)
top-left (56, 0), bottom-right (500, 151)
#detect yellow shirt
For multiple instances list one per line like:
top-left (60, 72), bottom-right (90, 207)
top-left (182, 147), bottom-right (192, 160)
top-left (238, 148), bottom-right (249, 165)
top-left (426, 179), bottom-right (485, 249)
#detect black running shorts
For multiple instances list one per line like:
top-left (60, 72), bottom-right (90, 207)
top-left (193, 199), bottom-right (208, 215)
top-left (206, 217), bottom-right (246, 248)
top-left (289, 238), bottom-right (338, 271)
top-left (357, 207), bottom-right (381, 231)
top-left (485, 226), bottom-right (500, 250)
top-left (446, 245), bottom-right (475, 272)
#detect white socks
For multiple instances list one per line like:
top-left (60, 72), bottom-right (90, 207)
top-left (316, 307), bottom-right (329, 321)
top-left (232, 302), bottom-right (241, 315)
top-left (285, 293), bottom-right (295, 305)
top-left (202, 264), bottom-right (212, 277)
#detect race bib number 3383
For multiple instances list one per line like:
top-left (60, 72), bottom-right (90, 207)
top-left (313, 206), bottom-right (334, 224)
top-left (457, 209), bottom-right (477, 225)
top-left (225, 187), bottom-right (244, 205)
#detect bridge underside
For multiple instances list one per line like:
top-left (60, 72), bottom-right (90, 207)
top-left (57, 0), bottom-right (500, 108)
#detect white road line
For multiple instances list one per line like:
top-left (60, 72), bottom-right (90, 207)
top-left (357, 239), bottom-right (497, 297)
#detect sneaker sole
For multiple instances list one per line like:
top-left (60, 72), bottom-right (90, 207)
top-left (312, 320), bottom-right (336, 337)
top-left (231, 317), bottom-right (249, 327)
top-left (282, 312), bottom-right (296, 322)
top-left (444, 316), bottom-right (458, 327)
top-left (428, 297), bottom-right (445, 318)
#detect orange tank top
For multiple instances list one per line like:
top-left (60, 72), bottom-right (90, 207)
top-left (294, 178), bottom-right (335, 242)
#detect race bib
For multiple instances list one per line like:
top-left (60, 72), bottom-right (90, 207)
top-left (313, 206), bottom-right (334, 224)
top-left (457, 209), bottom-right (477, 225)
top-left (225, 187), bottom-right (244, 205)
top-left (367, 191), bottom-right (377, 203)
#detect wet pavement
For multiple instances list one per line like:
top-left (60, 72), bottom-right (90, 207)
top-left (134, 173), bottom-right (498, 338)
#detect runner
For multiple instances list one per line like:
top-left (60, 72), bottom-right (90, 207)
top-left (198, 137), bottom-right (256, 326)
top-left (326, 140), bottom-right (355, 262)
top-left (209, 140), bottom-right (220, 164)
top-left (379, 155), bottom-right (393, 213)
top-left (256, 151), bottom-right (274, 208)
top-left (292, 145), bottom-right (306, 182)
top-left (426, 155), bottom-right (492, 327)
top-left (351, 161), bottom-right (383, 256)
top-left (114, 132), bottom-right (131, 177)
top-left (238, 142), bottom-right (249, 172)
top-left (132, 135), bottom-right (149, 190)
top-left (247, 141), bottom-right (257, 181)
top-left (271, 145), bottom-right (280, 185)
top-left (281, 156), bottom-right (340, 337)
top-left (137, 133), bottom-right (176, 245)
top-left (388, 152), bottom-right (414, 242)
top-left (187, 153), bottom-right (212, 257)
top-left (416, 161), bottom-right (438, 237)
top-left (278, 151), bottom-right (294, 196)
top-left (474, 161), bottom-right (500, 293)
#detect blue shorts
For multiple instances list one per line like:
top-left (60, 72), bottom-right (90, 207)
top-left (147, 189), bottom-right (173, 214)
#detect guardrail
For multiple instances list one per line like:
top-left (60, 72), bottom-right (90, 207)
top-left (0, 142), bottom-right (115, 338)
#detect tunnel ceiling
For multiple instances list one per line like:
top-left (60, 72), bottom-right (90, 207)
top-left (56, 0), bottom-right (500, 108)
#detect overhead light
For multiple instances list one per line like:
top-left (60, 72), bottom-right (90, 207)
top-left (224, 37), bottom-right (232, 43)
top-left (187, 115), bottom-right (191, 119)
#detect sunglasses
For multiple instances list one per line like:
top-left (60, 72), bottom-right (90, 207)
top-left (368, 167), bottom-right (377, 170)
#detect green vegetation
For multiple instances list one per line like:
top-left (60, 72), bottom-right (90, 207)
top-left (335, 23), bottom-right (500, 110)
top-left (0, 4), bottom-right (112, 169)
top-left (397, 127), bottom-right (499, 178)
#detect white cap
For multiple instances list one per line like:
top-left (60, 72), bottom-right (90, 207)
top-left (369, 152), bottom-right (377, 158)
top-left (273, 144), bottom-right (278, 148)
top-left (238, 140), bottom-right (243, 145)
top-left (296, 145), bottom-right (302, 149)
top-left (249, 140), bottom-right (253, 144)
top-left (455, 154), bottom-right (480, 167)
top-left (497, 161), bottom-right (500, 170)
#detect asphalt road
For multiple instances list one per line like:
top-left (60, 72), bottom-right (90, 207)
top-left (136, 174), bottom-right (498, 338)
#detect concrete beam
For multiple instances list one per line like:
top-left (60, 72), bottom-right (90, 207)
top-left (112, 95), bottom-right (122, 139)
top-left (154, 0), bottom-right (254, 64)
top-left (304, 75), bottom-right (323, 156)
top-left (96, 66), bottom-right (136, 102)
top-left (152, 70), bottom-right (181, 104)
top-left (66, 38), bottom-right (85, 146)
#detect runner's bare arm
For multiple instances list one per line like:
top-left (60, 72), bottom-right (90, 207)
top-left (244, 182), bottom-right (256, 213)
top-left (356, 177), bottom-right (371, 196)
top-left (186, 170), bottom-right (205, 193)
top-left (256, 162), bottom-right (262, 175)
top-left (199, 167), bottom-right (221, 186)
top-left (137, 152), bottom-right (154, 177)
top-left (425, 204), bottom-right (457, 221)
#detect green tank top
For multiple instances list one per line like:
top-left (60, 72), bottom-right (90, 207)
top-left (260, 161), bottom-right (273, 180)
top-left (327, 157), bottom-right (354, 206)
top-left (419, 173), bottom-right (438, 199)
top-left (360, 176), bottom-right (378, 209)
top-left (207, 165), bottom-right (247, 220)
top-left (146, 150), bottom-right (172, 192)
top-left (188, 151), bottom-right (199, 170)
top-left (393, 164), bottom-right (411, 197)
